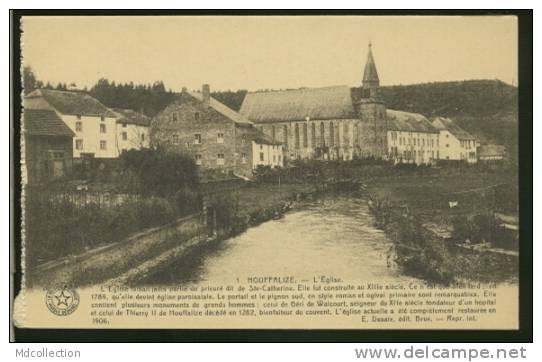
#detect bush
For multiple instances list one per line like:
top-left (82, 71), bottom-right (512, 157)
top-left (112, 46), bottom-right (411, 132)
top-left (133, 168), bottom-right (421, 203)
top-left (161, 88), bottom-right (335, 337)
top-left (25, 195), bottom-right (180, 268)
top-left (120, 148), bottom-right (199, 197)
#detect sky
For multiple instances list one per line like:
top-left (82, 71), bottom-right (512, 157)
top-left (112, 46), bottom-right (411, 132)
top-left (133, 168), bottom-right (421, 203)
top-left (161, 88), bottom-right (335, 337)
top-left (21, 16), bottom-right (518, 92)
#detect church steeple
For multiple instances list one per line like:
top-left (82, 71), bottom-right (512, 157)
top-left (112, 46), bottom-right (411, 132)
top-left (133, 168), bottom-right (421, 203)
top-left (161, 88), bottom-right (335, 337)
top-left (362, 42), bottom-right (380, 96)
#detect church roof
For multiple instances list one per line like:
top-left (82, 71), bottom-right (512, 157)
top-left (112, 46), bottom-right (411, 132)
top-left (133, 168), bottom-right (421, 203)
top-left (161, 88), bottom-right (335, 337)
top-left (25, 89), bottom-right (117, 117)
top-left (239, 85), bottom-right (356, 123)
top-left (362, 44), bottom-right (379, 84)
top-left (386, 110), bottom-right (439, 133)
top-left (432, 117), bottom-right (476, 140)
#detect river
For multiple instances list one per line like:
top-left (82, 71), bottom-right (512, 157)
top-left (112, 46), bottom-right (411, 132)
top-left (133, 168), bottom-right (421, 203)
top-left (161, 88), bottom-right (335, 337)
top-left (143, 195), bottom-right (419, 286)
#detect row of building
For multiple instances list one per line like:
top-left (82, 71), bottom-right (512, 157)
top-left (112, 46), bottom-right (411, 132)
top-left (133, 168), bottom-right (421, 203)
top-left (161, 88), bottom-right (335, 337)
top-left (22, 44), bottom-right (505, 184)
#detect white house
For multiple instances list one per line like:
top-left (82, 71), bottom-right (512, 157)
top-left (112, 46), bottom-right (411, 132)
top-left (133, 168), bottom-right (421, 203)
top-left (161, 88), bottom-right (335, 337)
top-left (386, 110), bottom-right (440, 165)
top-left (432, 117), bottom-right (477, 163)
top-left (113, 108), bottom-right (151, 154)
top-left (25, 89), bottom-right (119, 159)
top-left (251, 140), bottom-right (283, 169)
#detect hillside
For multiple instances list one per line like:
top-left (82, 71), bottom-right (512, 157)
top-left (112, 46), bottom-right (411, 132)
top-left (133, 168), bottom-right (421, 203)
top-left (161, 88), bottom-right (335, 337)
top-left (377, 80), bottom-right (518, 149)
top-left (213, 80), bottom-right (518, 152)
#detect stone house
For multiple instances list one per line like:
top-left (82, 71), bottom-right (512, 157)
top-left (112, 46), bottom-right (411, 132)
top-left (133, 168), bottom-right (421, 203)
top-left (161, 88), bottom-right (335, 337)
top-left (432, 117), bottom-right (478, 163)
top-left (22, 109), bottom-right (75, 184)
top-left (239, 43), bottom-right (388, 161)
top-left (151, 85), bottom-right (282, 178)
top-left (386, 110), bottom-right (440, 165)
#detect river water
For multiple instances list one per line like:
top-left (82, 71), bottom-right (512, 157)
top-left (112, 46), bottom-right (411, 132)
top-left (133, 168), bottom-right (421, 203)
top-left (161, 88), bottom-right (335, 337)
top-left (144, 195), bottom-right (418, 285)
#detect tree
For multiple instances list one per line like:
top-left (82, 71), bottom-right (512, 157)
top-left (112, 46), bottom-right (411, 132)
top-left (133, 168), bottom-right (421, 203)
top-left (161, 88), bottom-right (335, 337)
top-left (23, 66), bottom-right (41, 95)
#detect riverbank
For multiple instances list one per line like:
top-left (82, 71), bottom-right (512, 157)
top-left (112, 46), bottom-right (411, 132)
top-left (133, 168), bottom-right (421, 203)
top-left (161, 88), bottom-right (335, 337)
top-left (365, 173), bottom-right (518, 284)
top-left (28, 182), bottom-right (324, 288)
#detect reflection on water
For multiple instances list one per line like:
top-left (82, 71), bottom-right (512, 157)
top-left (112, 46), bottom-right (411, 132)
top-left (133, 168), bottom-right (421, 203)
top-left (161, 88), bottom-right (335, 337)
top-left (142, 195), bottom-right (418, 285)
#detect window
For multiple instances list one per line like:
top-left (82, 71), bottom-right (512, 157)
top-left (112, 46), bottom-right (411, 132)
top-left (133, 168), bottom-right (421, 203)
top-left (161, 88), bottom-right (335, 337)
top-left (76, 114), bottom-right (82, 120)
top-left (75, 139), bottom-right (83, 150)
top-left (446, 134), bottom-right (449, 138)
top-left (329, 122), bottom-right (334, 147)
top-left (172, 112), bottom-right (178, 122)
top-left (100, 115), bottom-right (105, 122)
top-left (194, 134), bottom-right (201, 144)
top-left (100, 141), bottom-right (107, 150)
top-left (122, 123), bottom-right (127, 128)
top-left (194, 112), bottom-right (200, 121)
top-left (278, 155), bottom-right (281, 163)
top-left (217, 153), bottom-right (225, 165)
top-left (75, 121), bottom-right (83, 132)
top-left (241, 153), bottom-right (247, 164)
top-left (260, 144), bottom-right (263, 150)
top-left (303, 123), bottom-right (308, 148)
top-left (195, 154), bottom-right (202, 165)
top-left (217, 132), bottom-right (224, 143)
top-left (320, 122), bottom-right (325, 146)
top-left (141, 134), bottom-right (145, 141)
top-left (295, 124), bottom-right (300, 149)
top-left (273, 155), bottom-right (276, 163)
top-left (122, 132), bottom-right (127, 140)
top-left (283, 125), bottom-right (288, 145)
top-left (100, 123), bottom-right (106, 133)
top-left (446, 144), bottom-right (449, 148)
top-left (260, 152), bottom-right (264, 161)
top-left (413, 138), bottom-right (416, 146)
top-left (172, 134), bottom-right (179, 144)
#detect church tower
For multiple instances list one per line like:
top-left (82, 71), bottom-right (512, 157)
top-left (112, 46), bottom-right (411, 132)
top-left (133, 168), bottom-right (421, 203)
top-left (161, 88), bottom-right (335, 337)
top-left (357, 42), bottom-right (388, 158)
top-left (362, 42), bottom-right (380, 98)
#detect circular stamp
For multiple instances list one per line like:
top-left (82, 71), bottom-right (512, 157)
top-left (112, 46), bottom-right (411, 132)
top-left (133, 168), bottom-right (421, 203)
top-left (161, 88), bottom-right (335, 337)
top-left (45, 285), bottom-right (80, 316)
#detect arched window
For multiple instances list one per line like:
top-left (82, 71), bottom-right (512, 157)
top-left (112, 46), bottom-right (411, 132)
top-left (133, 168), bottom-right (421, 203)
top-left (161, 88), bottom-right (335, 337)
top-left (354, 123), bottom-right (359, 146)
top-left (283, 125), bottom-right (288, 146)
top-left (311, 123), bottom-right (316, 147)
top-left (295, 123), bottom-right (300, 149)
top-left (343, 123), bottom-right (350, 146)
top-left (320, 122), bottom-right (325, 146)
top-left (303, 123), bottom-right (308, 148)
top-left (335, 123), bottom-right (340, 146)
top-left (329, 122), bottom-right (334, 147)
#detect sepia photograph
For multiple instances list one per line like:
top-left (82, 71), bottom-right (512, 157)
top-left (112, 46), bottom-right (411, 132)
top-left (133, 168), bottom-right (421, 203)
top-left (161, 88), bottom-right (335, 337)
top-left (10, 11), bottom-right (531, 340)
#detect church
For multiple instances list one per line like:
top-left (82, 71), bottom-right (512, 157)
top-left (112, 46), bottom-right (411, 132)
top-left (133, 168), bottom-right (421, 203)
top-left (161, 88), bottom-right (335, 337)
top-left (239, 43), bottom-right (432, 163)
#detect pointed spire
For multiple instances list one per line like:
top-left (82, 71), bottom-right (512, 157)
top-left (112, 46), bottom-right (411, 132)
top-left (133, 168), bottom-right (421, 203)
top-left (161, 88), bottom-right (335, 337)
top-left (362, 42), bottom-right (380, 87)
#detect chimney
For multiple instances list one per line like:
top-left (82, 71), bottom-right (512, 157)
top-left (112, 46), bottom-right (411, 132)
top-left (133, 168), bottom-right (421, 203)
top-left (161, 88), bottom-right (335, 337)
top-left (202, 84), bottom-right (210, 108)
top-left (181, 86), bottom-right (187, 93)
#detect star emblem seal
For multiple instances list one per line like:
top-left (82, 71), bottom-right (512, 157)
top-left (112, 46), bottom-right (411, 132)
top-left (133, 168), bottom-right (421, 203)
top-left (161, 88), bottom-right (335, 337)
top-left (45, 285), bottom-right (80, 316)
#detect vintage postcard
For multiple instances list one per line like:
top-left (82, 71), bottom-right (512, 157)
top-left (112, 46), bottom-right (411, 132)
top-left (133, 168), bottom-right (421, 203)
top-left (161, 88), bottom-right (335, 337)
top-left (13, 14), bottom-right (523, 331)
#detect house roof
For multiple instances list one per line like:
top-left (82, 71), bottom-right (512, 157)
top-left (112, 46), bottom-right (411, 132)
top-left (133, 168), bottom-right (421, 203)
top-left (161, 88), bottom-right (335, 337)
top-left (386, 109), bottom-right (439, 133)
top-left (363, 44), bottom-right (380, 84)
top-left (26, 89), bottom-right (117, 118)
top-left (477, 144), bottom-right (506, 157)
top-left (431, 117), bottom-right (476, 140)
top-left (23, 109), bottom-right (75, 137)
top-left (239, 85), bottom-right (356, 123)
top-left (113, 108), bottom-right (151, 126)
top-left (188, 92), bottom-right (253, 125)
top-left (237, 123), bottom-right (282, 146)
